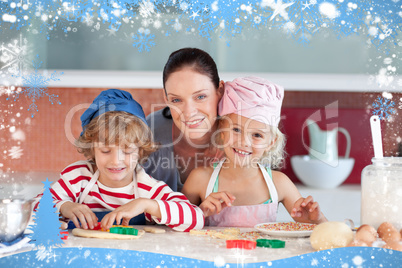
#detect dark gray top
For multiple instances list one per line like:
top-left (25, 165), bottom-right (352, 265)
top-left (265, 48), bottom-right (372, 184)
top-left (143, 108), bottom-right (182, 191)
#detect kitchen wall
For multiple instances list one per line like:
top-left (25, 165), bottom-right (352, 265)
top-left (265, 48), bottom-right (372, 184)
top-left (2, 87), bottom-right (400, 184)
top-left (2, 6), bottom-right (400, 186)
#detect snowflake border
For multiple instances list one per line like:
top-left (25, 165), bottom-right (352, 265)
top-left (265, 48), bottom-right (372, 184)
top-left (8, 54), bottom-right (63, 118)
top-left (371, 96), bottom-right (397, 120)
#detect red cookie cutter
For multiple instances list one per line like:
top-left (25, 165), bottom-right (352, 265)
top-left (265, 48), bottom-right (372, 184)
top-left (60, 231), bottom-right (69, 240)
top-left (93, 222), bottom-right (102, 231)
top-left (226, 240), bottom-right (256, 250)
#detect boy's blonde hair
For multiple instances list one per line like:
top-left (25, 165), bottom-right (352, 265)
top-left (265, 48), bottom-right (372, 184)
top-left (75, 111), bottom-right (157, 163)
top-left (216, 117), bottom-right (286, 169)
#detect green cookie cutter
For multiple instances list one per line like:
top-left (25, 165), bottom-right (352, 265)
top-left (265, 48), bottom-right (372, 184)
top-left (109, 227), bottom-right (138, 236)
top-left (256, 239), bottom-right (285, 248)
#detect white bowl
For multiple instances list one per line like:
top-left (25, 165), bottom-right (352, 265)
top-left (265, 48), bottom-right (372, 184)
top-left (290, 155), bottom-right (355, 189)
top-left (0, 199), bottom-right (33, 242)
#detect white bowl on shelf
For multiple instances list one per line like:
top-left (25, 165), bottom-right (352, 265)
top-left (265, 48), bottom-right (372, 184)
top-left (290, 155), bottom-right (355, 189)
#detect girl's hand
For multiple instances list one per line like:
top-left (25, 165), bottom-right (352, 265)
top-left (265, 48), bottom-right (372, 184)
top-left (291, 196), bottom-right (327, 224)
top-left (100, 198), bottom-right (160, 230)
top-left (60, 202), bottom-right (98, 230)
top-left (200, 191), bottom-right (236, 217)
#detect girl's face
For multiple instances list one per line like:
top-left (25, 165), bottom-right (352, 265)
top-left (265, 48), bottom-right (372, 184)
top-left (220, 113), bottom-right (274, 168)
top-left (164, 67), bottom-right (222, 141)
top-left (94, 143), bottom-right (139, 187)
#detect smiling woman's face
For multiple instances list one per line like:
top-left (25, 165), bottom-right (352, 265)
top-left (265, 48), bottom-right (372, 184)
top-left (164, 67), bottom-right (222, 141)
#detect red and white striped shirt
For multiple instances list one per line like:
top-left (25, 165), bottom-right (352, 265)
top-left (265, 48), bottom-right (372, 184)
top-left (40, 160), bottom-right (204, 232)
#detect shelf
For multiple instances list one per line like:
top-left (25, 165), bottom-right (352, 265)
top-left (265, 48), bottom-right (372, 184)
top-left (2, 71), bottom-right (400, 92)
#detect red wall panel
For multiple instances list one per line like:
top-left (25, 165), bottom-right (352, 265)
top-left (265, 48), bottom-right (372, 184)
top-left (281, 108), bottom-right (373, 184)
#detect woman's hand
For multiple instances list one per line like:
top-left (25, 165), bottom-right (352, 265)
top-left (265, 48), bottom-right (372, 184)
top-left (291, 196), bottom-right (327, 224)
top-left (60, 202), bottom-right (98, 230)
top-left (200, 191), bottom-right (236, 217)
top-left (101, 198), bottom-right (160, 230)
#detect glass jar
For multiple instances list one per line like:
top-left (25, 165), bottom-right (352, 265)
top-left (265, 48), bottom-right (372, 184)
top-left (361, 157), bottom-right (402, 229)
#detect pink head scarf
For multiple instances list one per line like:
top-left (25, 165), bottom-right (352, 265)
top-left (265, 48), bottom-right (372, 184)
top-left (218, 76), bottom-right (284, 127)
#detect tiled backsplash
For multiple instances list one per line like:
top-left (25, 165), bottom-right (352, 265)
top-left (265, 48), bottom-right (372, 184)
top-left (1, 88), bottom-right (400, 184)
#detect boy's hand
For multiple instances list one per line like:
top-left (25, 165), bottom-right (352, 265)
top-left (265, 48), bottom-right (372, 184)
top-left (60, 202), bottom-right (98, 230)
top-left (101, 198), bottom-right (160, 230)
top-left (200, 191), bottom-right (236, 217)
top-left (291, 196), bottom-right (327, 224)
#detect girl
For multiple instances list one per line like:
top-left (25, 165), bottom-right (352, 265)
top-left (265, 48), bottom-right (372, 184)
top-left (144, 47), bottom-right (225, 191)
top-left (182, 77), bottom-right (327, 227)
top-left (37, 89), bottom-right (204, 232)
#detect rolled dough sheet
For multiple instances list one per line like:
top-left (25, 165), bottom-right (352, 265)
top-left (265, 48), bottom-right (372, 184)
top-left (72, 228), bottom-right (145, 240)
top-left (143, 226), bottom-right (166, 233)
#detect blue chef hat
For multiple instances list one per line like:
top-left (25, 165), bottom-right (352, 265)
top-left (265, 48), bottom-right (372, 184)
top-left (80, 89), bottom-right (147, 135)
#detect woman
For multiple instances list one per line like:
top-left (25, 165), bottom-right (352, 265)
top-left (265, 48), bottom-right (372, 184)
top-left (144, 48), bottom-right (225, 191)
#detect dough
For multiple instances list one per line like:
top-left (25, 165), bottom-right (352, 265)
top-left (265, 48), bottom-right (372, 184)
top-left (222, 228), bottom-right (240, 235)
top-left (72, 228), bottom-right (145, 240)
top-left (310, 221), bottom-right (353, 250)
top-left (189, 229), bottom-right (217, 236)
top-left (213, 228), bottom-right (240, 239)
top-left (189, 228), bottom-right (255, 240)
top-left (143, 226), bottom-right (166, 233)
top-left (211, 232), bottom-right (239, 240)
